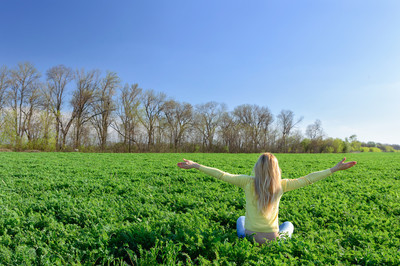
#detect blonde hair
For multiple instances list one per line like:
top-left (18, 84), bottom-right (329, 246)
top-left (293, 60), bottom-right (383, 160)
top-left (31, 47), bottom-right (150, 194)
top-left (253, 153), bottom-right (282, 215)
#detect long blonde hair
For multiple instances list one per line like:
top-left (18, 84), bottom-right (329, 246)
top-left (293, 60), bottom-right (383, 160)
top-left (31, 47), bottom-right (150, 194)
top-left (253, 153), bottom-right (282, 215)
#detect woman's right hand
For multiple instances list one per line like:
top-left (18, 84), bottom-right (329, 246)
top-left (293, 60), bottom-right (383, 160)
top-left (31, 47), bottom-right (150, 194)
top-left (177, 159), bottom-right (200, 169)
top-left (330, 157), bottom-right (357, 173)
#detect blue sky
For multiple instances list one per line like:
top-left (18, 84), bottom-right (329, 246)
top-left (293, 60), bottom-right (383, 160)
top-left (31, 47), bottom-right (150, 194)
top-left (1, 0), bottom-right (400, 144)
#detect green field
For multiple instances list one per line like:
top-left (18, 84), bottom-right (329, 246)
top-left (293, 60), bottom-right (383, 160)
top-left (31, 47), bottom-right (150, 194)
top-left (0, 152), bottom-right (399, 265)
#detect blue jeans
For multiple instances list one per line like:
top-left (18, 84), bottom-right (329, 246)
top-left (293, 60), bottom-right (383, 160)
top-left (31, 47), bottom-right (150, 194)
top-left (236, 216), bottom-right (294, 239)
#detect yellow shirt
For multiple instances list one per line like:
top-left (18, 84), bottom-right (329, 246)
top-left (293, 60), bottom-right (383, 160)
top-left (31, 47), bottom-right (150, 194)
top-left (198, 165), bottom-right (332, 233)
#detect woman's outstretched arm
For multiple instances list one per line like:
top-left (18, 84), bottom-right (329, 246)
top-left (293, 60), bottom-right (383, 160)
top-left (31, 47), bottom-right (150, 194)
top-left (283, 157), bottom-right (357, 192)
top-left (177, 159), bottom-right (251, 188)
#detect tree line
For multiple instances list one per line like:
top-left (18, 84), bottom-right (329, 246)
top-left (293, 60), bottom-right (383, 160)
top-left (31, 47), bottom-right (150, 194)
top-left (0, 62), bottom-right (398, 153)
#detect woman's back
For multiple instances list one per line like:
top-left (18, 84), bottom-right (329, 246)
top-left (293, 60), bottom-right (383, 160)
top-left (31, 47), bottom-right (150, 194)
top-left (242, 178), bottom-right (282, 233)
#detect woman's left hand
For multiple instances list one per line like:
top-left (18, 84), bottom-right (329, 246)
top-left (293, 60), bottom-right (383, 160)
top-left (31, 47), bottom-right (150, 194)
top-left (330, 157), bottom-right (357, 173)
top-left (177, 159), bottom-right (200, 169)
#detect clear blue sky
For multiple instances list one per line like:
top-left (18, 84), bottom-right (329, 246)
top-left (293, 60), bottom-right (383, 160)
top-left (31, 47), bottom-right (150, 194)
top-left (1, 0), bottom-right (400, 144)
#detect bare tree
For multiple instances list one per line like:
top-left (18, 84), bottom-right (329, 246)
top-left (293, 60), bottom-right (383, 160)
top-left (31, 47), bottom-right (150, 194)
top-left (140, 89), bottom-right (166, 150)
top-left (112, 83), bottom-right (142, 152)
top-left (0, 66), bottom-right (10, 131)
top-left (23, 81), bottom-right (44, 144)
top-left (0, 66), bottom-right (9, 111)
top-left (36, 104), bottom-right (55, 150)
top-left (59, 110), bottom-right (76, 150)
top-left (44, 65), bottom-right (73, 150)
top-left (219, 111), bottom-right (240, 152)
top-left (277, 109), bottom-right (303, 152)
top-left (287, 129), bottom-right (304, 153)
top-left (70, 69), bottom-right (99, 149)
top-left (306, 119), bottom-right (324, 140)
top-left (163, 99), bottom-right (193, 151)
top-left (305, 119), bottom-right (325, 153)
top-left (233, 104), bottom-right (274, 152)
top-left (194, 101), bottom-right (225, 151)
top-left (7, 62), bottom-right (41, 148)
top-left (91, 71), bottom-right (120, 151)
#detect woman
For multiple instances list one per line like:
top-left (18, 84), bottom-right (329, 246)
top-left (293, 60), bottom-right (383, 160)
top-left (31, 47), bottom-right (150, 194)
top-left (177, 153), bottom-right (356, 244)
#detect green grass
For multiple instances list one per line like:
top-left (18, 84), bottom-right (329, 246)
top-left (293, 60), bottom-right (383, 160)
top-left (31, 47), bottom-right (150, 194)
top-left (0, 152), bottom-right (399, 264)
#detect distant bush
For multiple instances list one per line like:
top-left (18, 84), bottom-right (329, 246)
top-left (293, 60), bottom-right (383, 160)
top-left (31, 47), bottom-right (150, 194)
top-left (360, 147), bottom-right (382, 152)
top-left (382, 145), bottom-right (396, 152)
top-left (369, 147), bottom-right (382, 152)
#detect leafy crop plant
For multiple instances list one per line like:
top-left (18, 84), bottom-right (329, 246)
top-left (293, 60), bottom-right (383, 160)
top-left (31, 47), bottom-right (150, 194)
top-left (0, 152), bottom-right (399, 264)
